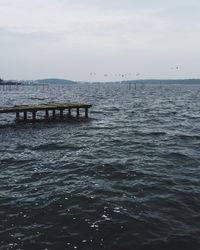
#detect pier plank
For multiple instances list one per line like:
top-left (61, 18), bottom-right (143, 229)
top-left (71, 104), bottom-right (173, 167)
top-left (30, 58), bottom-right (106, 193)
top-left (0, 103), bottom-right (92, 113)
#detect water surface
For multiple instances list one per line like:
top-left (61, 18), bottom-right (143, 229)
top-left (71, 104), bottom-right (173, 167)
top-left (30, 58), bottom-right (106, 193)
top-left (0, 83), bottom-right (200, 250)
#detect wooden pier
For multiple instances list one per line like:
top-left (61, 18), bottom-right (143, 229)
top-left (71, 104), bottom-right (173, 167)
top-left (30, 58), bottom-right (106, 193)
top-left (0, 103), bottom-right (92, 123)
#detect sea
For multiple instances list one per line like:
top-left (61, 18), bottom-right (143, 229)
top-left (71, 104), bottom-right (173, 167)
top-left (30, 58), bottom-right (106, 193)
top-left (0, 83), bottom-right (200, 250)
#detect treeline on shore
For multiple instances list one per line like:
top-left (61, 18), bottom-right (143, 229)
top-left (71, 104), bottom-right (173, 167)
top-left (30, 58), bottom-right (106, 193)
top-left (0, 78), bottom-right (22, 85)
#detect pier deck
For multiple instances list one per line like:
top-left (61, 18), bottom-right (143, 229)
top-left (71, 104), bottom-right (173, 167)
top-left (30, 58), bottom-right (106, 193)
top-left (0, 103), bottom-right (92, 122)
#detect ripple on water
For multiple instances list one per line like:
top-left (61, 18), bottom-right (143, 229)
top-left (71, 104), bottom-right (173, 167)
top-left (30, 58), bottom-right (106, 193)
top-left (0, 84), bottom-right (200, 249)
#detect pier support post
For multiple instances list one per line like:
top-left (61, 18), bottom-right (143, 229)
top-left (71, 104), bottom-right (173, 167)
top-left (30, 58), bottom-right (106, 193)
top-left (24, 112), bottom-right (27, 122)
top-left (85, 108), bottom-right (88, 118)
top-left (60, 109), bottom-right (64, 120)
top-left (76, 108), bottom-right (80, 117)
top-left (32, 111), bottom-right (36, 123)
top-left (45, 110), bottom-right (49, 121)
top-left (16, 112), bottom-right (20, 121)
top-left (52, 109), bottom-right (56, 120)
top-left (68, 108), bottom-right (71, 116)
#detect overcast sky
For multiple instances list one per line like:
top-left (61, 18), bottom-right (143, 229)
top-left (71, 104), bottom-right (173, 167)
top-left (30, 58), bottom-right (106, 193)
top-left (0, 0), bottom-right (200, 81)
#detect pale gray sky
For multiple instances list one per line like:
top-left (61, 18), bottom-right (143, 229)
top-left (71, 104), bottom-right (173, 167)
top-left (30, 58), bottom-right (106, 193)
top-left (0, 0), bottom-right (200, 81)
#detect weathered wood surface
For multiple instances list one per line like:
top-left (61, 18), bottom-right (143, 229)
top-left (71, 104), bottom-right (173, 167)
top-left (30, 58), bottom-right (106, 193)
top-left (0, 103), bottom-right (92, 113)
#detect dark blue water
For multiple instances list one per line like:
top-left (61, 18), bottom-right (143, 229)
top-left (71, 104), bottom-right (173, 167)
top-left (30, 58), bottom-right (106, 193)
top-left (0, 83), bottom-right (200, 250)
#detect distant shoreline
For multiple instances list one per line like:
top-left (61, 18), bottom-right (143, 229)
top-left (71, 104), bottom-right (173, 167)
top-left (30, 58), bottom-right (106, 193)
top-left (1, 78), bottom-right (200, 85)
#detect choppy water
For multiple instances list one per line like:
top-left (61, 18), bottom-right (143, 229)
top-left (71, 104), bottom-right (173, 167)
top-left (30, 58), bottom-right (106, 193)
top-left (0, 83), bottom-right (200, 250)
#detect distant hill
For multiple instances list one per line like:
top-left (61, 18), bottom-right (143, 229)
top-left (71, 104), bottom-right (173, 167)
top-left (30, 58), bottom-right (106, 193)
top-left (35, 78), bottom-right (76, 84)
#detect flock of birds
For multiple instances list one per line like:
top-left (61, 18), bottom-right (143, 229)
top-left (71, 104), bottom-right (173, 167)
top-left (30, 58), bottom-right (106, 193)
top-left (89, 66), bottom-right (180, 78)
top-left (89, 72), bottom-right (141, 78)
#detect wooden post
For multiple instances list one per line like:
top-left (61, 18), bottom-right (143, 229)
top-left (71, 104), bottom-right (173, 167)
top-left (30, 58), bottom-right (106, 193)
top-left (85, 108), bottom-right (88, 118)
top-left (24, 112), bottom-right (27, 122)
top-left (76, 108), bottom-right (80, 117)
top-left (45, 110), bottom-right (49, 120)
top-left (16, 112), bottom-right (20, 121)
top-left (52, 109), bottom-right (56, 120)
top-left (60, 109), bottom-right (64, 120)
top-left (68, 108), bottom-right (71, 116)
top-left (32, 111), bottom-right (36, 123)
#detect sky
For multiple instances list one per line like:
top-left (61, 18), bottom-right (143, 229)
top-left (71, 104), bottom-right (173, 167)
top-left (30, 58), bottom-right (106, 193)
top-left (0, 0), bottom-right (200, 81)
